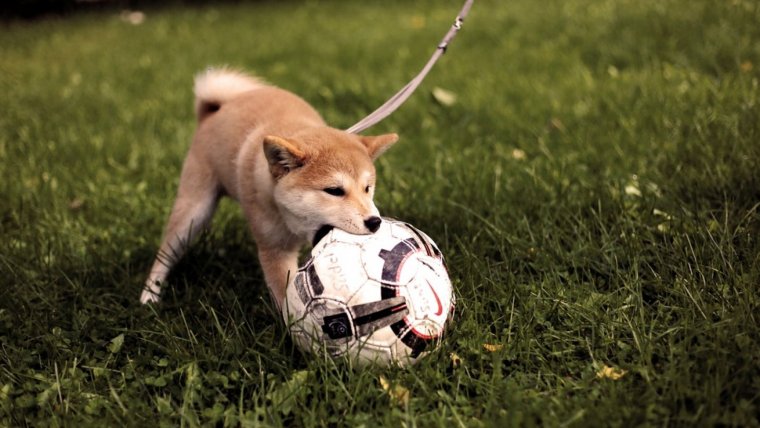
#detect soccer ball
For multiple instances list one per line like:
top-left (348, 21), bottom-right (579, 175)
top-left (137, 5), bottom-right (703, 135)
top-left (283, 218), bottom-right (455, 367)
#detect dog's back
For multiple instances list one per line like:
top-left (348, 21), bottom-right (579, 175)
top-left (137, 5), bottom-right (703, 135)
top-left (190, 69), bottom-right (326, 198)
top-left (194, 68), bottom-right (324, 130)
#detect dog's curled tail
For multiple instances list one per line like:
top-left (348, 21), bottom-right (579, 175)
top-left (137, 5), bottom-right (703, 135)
top-left (193, 68), bottom-right (265, 121)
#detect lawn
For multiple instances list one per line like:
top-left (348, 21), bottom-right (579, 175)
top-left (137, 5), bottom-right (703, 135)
top-left (1, 0), bottom-right (759, 426)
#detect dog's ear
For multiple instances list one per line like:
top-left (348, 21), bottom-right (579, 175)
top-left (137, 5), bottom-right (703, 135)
top-left (263, 135), bottom-right (307, 178)
top-left (360, 133), bottom-right (398, 161)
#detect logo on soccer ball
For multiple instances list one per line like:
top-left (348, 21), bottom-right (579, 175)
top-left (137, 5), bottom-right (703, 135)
top-left (322, 313), bottom-right (352, 339)
top-left (379, 234), bottom-right (449, 358)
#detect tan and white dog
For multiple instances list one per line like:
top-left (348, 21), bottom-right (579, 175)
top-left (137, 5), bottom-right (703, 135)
top-left (141, 68), bottom-right (398, 308)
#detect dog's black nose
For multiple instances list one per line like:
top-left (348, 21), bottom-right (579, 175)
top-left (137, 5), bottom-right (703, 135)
top-left (364, 216), bottom-right (382, 233)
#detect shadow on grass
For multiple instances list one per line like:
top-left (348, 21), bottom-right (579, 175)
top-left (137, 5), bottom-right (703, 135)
top-left (0, 222), bottom-right (312, 423)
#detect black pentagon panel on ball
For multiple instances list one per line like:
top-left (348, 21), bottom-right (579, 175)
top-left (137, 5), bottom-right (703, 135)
top-left (306, 261), bottom-right (324, 296)
top-left (293, 270), bottom-right (311, 305)
top-left (391, 320), bottom-right (429, 359)
top-left (403, 222), bottom-right (438, 258)
top-left (378, 238), bottom-right (420, 294)
top-left (294, 258), bottom-right (324, 304)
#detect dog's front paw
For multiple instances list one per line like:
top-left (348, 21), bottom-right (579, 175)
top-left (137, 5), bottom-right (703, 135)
top-left (140, 280), bottom-right (162, 304)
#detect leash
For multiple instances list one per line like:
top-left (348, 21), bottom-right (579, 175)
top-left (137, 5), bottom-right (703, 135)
top-left (346, 0), bottom-right (474, 134)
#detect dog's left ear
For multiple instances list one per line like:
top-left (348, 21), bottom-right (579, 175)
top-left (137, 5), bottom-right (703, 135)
top-left (360, 133), bottom-right (398, 161)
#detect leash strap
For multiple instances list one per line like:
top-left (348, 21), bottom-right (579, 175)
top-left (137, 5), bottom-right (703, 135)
top-left (346, 0), bottom-right (474, 134)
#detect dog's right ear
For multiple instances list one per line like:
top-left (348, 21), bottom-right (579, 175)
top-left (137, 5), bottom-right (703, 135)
top-left (263, 135), bottom-right (307, 179)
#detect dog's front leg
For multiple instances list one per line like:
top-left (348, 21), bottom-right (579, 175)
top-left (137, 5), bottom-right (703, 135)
top-left (257, 247), bottom-right (299, 311)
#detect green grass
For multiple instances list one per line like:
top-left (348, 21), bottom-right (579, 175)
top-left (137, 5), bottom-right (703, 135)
top-left (2, 0), bottom-right (760, 425)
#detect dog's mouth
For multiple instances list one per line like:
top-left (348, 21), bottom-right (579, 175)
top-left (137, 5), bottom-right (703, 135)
top-left (312, 224), bottom-right (334, 246)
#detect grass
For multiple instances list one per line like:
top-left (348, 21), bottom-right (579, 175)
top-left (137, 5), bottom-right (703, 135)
top-left (1, 0), bottom-right (759, 425)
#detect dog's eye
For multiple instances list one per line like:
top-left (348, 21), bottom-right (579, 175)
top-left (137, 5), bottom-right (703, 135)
top-left (323, 187), bottom-right (345, 196)
top-left (364, 185), bottom-right (371, 193)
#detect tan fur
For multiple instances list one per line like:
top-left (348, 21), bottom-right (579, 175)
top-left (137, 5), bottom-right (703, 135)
top-left (141, 69), bottom-right (398, 310)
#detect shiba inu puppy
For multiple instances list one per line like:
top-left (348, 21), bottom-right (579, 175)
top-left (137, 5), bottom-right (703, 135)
top-left (141, 68), bottom-right (398, 308)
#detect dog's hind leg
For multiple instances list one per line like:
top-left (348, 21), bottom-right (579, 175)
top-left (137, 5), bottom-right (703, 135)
top-left (141, 151), bottom-right (220, 304)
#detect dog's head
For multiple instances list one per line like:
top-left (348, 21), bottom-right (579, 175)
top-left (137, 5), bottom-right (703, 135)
top-left (263, 127), bottom-right (398, 242)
